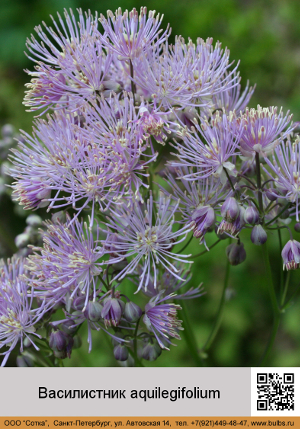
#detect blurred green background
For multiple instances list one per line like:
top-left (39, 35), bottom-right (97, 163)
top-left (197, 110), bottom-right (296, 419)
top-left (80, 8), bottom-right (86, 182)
top-left (1, 0), bottom-right (300, 367)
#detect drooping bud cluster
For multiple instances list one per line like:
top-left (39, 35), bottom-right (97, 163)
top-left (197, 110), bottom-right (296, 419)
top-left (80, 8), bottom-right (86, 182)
top-left (218, 197), bottom-right (245, 237)
top-left (15, 214), bottom-right (43, 257)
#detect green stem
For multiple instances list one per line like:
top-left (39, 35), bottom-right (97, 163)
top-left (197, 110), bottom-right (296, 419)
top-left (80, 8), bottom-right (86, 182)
top-left (129, 60), bottom-right (136, 105)
top-left (278, 229), bottom-right (284, 295)
top-left (255, 152), bottom-right (263, 214)
top-left (191, 239), bottom-right (221, 259)
top-left (178, 300), bottom-right (204, 366)
top-left (259, 317), bottom-right (280, 366)
top-left (133, 317), bottom-right (144, 367)
top-left (245, 197), bottom-right (260, 212)
top-left (224, 168), bottom-right (235, 192)
top-left (265, 203), bottom-right (290, 226)
top-left (237, 173), bottom-right (256, 189)
top-left (264, 200), bottom-right (275, 213)
top-left (98, 274), bottom-right (109, 291)
top-left (266, 226), bottom-right (289, 231)
top-left (202, 258), bottom-right (230, 352)
top-left (281, 281), bottom-right (300, 310)
top-left (262, 242), bottom-right (279, 315)
top-left (177, 234), bottom-right (193, 254)
top-left (280, 271), bottom-right (291, 309)
top-left (259, 242), bottom-right (281, 365)
top-left (152, 142), bottom-right (170, 169)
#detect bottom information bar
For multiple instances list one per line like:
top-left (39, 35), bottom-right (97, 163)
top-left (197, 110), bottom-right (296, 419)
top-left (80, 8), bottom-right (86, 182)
top-left (0, 417), bottom-right (298, 428)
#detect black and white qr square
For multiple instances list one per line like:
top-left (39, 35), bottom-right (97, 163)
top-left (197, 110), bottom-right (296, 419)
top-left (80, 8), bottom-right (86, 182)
top-left (257, 372), bottom-right (295, 411)
top-left (284, 373), bottom-right (294, 384)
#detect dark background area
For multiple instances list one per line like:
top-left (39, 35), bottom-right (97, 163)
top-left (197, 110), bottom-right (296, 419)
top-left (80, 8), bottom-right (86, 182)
top-left (1, 0), bottom-right (300, 367)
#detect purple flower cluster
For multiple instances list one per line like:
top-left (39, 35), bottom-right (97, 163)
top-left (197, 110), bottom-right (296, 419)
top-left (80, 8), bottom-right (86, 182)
top-left (2, 6), bottom-right (300, 367)
top-left (25, 216), bottom-right (104, 310)
top-left (0, 257), bottom-right (48, 366)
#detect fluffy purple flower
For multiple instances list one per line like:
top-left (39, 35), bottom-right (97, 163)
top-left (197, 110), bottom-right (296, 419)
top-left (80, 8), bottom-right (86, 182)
top-left (84, 94), bottom-right (157, 202)
top-left (143, 293), bottom-right (183, 349)
top-left (171, 111), bottom-right (244, 182)
top-left (281, 240), bottom-right (300, 271)
top-left (238, 106), bottom-right (294, 157)
top-left (137, 105), bottom-right (170, 145)
top-left (263, 138), bottom-right (300, 220)
top-left (133, 37), bottom-right (239, 110)
top-left (24, 9), bottom-right (117, 113)
top-left (25, 217), bottom-right (104, 310)
top-left (0, 257), bottom-right (48, 366)
top-left (99, 7), bottom-right (170, 60)
top-left (105, 193), bottom-right (193, 291)
top-left (212, 75), bottom-right (255, 114)
top-left (10, 111), bottom-right (121, 215)
top-left (161, 169), bottom-right (229, 245)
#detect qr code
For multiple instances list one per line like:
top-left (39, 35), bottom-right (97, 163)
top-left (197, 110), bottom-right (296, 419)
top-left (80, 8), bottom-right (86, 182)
top-left (257, 373), bottom-right (294, 411)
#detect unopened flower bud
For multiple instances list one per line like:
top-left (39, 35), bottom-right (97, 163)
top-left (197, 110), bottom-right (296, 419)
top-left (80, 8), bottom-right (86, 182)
top-left (221, 197), bottom-right (240, 222)
top-left (62, 312), bottom-right (82, 329)
top-left (72, 295), bottom-right (86, 311)
top-left (102, 80), bottom-right (122, 93)
top-left (240, 159), bottom-right (256, 177)
top-left (294, 223), bottom-right (300, 233)
top-left (282, 240), bottom-right (300, 271)
top-left (36, 188), bottom-right (51, 208)
top-left (142, 342), bottom-right (162, 361)
top-left (118, 354), bottom-right (135, 367)
top-left (113, 344), bottom-right (129, 361)
top-left (278, 198), bottom-right (287, 207)
top-left (190, 206), bottom-right (215, 241)
top-left (218, 207), bottom-right (245, 238)
top-left (51, 211), bottom-right (66, 224)
top-left (124, 301), bottom-right (142, 323)
top-left (1, 124), bottom-right (15, 138)
top-left (52, 333), bottom-right (74, 359)
top-left (244, 205), bottom-right (259, 225)
top-left (1, 124), bottom-right (14, 138)
top-left (226, 243), bottom-right (246, 266)
top-left (84, 301), bottom-right (103, 322)
top-left (279, 210), bottom-right (290, 220)
top-left (251, 225), bottom-right (267, 245)
top-left (15, 232), bottom-right (30, 248)
top-left (101, 297), bottom-right (124, 328)
top-left (16, 354), bottom-right (34, 367)
top-left (265, 189), bottom-right (277, 202)
top-left (49, 330), bottom-right (68, 352)
top-left (26, 214), bottom-right (42, 227)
